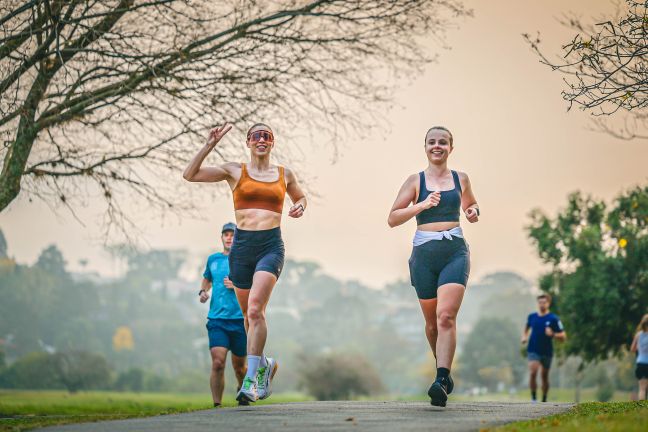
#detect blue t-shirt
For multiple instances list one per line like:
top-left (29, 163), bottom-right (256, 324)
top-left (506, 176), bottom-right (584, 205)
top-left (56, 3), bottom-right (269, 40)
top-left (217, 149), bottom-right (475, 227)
top-left (526, 312), bottom-right (563, 356)
top-left (203, 253), bottom-right (243, 320)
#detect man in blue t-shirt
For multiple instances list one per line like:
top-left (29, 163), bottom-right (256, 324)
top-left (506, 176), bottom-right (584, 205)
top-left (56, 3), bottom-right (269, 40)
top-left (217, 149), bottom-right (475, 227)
top-left (199, 222), bottom-right (247, 407)
top-left (521, 293), bottom-right (566, 403)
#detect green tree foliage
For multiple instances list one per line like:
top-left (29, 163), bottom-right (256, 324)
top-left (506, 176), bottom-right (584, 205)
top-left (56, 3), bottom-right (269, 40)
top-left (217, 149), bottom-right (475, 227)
top-left (457, 271), bottom-right (535, 331)
top-left (0, 245), bottom-right (100, 356)
top-left (528, 186), bottom-right (648, 361)
top-left (35, 245), bottom-right (67, 276)
top-left (460, 317), bottom-right (526, 390)
top-left (297, 352), bottom-right (384, 400)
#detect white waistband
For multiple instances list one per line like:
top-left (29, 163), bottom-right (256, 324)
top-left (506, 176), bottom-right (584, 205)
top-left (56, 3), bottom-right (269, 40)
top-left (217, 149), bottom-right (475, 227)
top-left (413, 226), bottom-right (463, 246)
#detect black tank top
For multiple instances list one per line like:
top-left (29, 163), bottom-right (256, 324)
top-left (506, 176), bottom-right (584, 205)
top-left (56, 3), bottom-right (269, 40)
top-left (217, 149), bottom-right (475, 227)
top-left (415, 170), bottom-right (462, 225)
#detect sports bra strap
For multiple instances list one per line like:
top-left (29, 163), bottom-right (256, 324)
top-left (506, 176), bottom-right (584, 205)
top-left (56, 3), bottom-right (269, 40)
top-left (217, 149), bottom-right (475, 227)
top-left (418, 171), bottom-right (426, 201)
top-left (451, 170), bottom-right (462, 194)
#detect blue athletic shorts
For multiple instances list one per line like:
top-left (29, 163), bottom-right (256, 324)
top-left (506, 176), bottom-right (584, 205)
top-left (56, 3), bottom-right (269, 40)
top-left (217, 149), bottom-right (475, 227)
top-left (408, 237), bottom-right (470, 299)
top-left (528, 351), bottom-right (553, 369)
top-left (229, 227), bottom-right (285, 289)
top-left (206, 318), bottom-right (247, 357)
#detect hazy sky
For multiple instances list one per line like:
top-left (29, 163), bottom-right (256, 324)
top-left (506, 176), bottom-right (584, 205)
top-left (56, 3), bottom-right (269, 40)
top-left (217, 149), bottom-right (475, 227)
top-left (2, 0), bottom-right (647, 287)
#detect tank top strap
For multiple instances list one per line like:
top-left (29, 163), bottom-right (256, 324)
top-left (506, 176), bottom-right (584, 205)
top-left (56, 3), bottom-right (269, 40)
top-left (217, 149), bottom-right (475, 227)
top-left (279, 166), bottom-right (285, 183)
top-left (240, 163), bottom-right (249, 178)
top-left (451, 170), bottom-right (462, 194)
top-left (417, 171), bottom-right (426, 203)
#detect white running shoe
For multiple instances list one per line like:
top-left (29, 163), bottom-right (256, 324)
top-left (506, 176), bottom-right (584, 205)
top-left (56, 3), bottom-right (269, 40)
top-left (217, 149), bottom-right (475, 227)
top-left (256, 357), bottom-right (278, 400)
top-left (236, 376), bottom-right (258, 403)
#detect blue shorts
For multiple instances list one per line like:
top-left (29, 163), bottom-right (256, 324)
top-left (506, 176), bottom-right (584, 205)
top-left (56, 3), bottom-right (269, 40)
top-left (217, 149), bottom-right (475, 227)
top-left (207, 318), bottom-right (247, 357)
top-left (528, 352), bottom-right (553, 369)
top-left (408, 237), bottom-right (470, 299)
top-left (229, 227), bottom-right (285, 289)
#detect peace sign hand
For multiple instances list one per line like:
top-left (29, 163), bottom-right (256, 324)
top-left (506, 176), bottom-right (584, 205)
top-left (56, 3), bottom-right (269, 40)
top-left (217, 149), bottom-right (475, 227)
top-left (206, 124), bottom-right (233, 148)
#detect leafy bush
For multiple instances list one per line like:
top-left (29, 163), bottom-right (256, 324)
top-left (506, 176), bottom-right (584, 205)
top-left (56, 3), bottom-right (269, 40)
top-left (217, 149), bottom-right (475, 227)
top-left (113, 368), bottom-right (145, 392)
top-left (298, 352), bottom-right (384, 400)
top-left (0, 352), bottom-right (63, 389)
top-left (596, 368), bottom-right (615, 402)
top-left (53, 351), bottom-right (111, 393)
top-left (0, 350), bottom-right (111, 392)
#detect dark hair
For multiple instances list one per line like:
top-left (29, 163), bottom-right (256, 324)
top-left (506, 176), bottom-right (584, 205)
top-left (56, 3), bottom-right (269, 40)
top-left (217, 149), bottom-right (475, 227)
top-left (425, 126), bottom-right (453, 146)
top-left (247, 123), bottom-right (272, 137)
top-left (537, 293), bottom-right (552, 303)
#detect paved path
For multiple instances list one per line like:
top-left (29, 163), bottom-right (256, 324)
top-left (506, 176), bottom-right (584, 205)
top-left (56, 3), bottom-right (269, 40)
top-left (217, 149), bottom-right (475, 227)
top-left (38, 401), bottom-right (572, 432)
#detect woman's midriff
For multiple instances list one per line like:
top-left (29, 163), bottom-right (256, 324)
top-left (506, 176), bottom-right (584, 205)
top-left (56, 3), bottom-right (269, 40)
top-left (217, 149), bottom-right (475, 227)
top-left (235, 208), bottom-right (282, 230)
top-left (417, 221), bottom-right (460, 232)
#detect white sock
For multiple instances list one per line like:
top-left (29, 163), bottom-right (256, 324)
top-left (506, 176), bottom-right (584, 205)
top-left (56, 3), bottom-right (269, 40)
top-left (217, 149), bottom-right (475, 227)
top-left (245, 355), bottom-right (261, 380)
top-left (260, 355), bottom-right (268, 368)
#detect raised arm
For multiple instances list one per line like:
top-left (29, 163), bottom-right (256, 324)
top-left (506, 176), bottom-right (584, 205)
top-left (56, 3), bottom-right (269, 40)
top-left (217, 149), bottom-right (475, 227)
top-left (388, 174), bottom-right (439, 228)
top-left (183, 124), bottom-right (235, 183)
top-left (458, 171), bottom-right (480, 223)
top-left (285, 167), bottom-right (307, 218)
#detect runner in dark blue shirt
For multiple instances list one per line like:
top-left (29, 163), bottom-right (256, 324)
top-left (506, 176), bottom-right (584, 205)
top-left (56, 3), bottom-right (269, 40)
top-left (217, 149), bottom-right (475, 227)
top-left (199, 222), bottom-right (247, 407)
top-left (521, 293), bottom-right (566, 402)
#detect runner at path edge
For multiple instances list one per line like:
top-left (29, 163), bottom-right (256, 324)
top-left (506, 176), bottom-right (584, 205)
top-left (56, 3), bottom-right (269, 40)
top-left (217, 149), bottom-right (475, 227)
top-left (630, 314), bottom-right (648, 400)
top-left (521, 294), bottom-right (566, 403)
top-left (184, 123), bottom-right (307, 404)
top-left (388, 126), bottom-right (480, 407)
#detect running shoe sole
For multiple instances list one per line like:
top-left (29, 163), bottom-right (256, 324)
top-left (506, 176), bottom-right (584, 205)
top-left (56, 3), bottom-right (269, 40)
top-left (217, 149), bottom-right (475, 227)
top-left (236, 390), bottom-right (256, 404)
top-left (428, 382), bottom-right (448, 407)
top-left (258, 360), bottom-right (279, 400)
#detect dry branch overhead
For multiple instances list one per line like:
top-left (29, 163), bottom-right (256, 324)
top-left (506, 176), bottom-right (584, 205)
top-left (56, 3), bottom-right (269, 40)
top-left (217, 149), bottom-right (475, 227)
top-left (523, 0), bottom-right (647, 141)
top-left (0, 0), bottom-right (470, 233)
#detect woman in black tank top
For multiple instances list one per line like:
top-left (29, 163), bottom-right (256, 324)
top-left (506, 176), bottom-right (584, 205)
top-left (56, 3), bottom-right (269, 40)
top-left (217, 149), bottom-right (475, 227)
top-left (387, 126), bottom-right (480, 407)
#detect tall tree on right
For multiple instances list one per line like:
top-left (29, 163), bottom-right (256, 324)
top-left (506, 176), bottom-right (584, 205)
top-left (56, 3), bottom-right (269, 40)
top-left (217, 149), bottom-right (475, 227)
top-left (524, 0), bottom-right (648, 141)
top-left (527, 185), bottom-right (648, 362)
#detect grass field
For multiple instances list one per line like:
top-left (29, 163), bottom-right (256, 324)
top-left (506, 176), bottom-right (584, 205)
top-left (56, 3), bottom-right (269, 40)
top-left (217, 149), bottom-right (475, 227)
top-left (388, 387), bottom-right (633, 404)
top-left (488, 401), bottom-right (648, 432)
top-left (452, 388), bottom-right (633, 403)
top-left (0, 390), bottom-right (312, 431)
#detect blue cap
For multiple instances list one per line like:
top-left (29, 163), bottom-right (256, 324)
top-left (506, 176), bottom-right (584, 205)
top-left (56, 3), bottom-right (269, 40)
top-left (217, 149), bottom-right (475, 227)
top-left (221, 222), bottom-right (236, 233)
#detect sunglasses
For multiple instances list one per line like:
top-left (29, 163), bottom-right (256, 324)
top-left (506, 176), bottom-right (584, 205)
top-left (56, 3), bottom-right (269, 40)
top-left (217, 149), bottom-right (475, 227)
top-left (248, 130), bottom-right (274, 143)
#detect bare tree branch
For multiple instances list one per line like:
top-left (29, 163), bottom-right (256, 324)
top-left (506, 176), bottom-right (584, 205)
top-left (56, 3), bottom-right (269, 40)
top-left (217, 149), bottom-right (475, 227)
top-left (523, 0), bottom-right (647, 142)
top-left (1, 0), bottom-right (471, 236)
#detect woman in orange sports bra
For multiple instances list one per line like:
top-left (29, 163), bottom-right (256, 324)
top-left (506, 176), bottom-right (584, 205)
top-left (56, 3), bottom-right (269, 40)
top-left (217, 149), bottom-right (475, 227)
top-left (183, 123), bottom-right (307, 404)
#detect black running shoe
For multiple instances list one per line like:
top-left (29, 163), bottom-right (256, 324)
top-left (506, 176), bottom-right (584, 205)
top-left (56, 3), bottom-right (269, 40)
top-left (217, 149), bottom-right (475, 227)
top-left (428, 379), bottom-right (448, 407)
top-left (238, 399), bottom-right (250, 406)
top-left (446, 374), bottom-right (454, 395)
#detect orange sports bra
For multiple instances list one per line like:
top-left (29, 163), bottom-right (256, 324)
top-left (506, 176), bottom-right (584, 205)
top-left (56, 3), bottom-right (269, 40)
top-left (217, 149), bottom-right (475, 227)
top-left (233, 163), bottom-right (286, 213)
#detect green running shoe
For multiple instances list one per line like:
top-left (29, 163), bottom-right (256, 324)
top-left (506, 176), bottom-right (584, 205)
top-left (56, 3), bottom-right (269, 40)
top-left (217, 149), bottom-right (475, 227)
top-left (256, 357), bottom-right (278, 400)
top-left (236, 376), bottom-right (258, 403)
